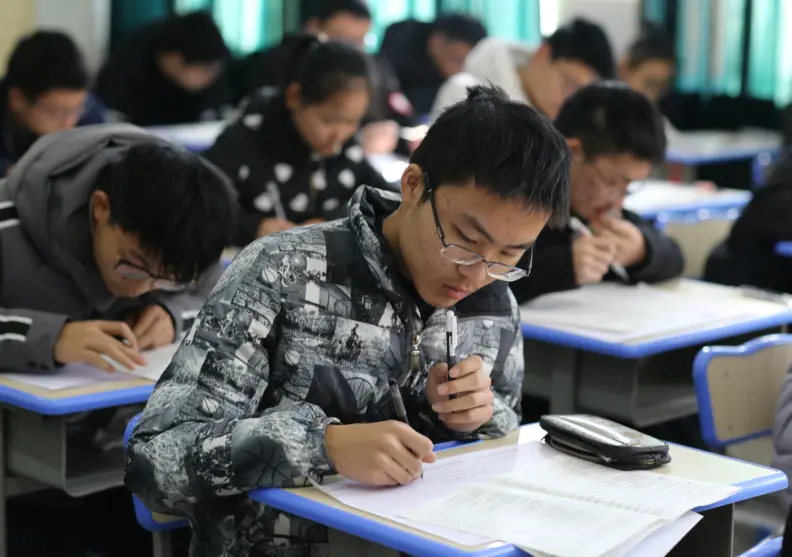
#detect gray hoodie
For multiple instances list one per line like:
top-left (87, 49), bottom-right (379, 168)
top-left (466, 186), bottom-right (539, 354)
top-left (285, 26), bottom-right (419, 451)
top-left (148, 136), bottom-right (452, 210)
top-left (0, 123), bottom-right (224, 373)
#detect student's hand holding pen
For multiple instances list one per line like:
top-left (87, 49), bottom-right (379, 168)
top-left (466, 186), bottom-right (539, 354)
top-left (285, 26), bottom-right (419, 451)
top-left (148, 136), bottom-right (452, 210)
top-left (572, 234), bottom-right (616, 285)
top-left (427, 355), bottom-right (494, 433)
top-left (325, 421), bottom-right (436, 486)
top-left (53, 320), bottom-right (148, 372)
top-left (591, 215), bottom-right (646, 267)
top-left (257, 217), bottom-right (295, 237)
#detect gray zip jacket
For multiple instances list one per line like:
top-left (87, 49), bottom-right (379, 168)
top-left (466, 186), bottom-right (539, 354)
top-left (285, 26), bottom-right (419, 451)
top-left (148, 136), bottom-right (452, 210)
top-left (0, 124), bottom-right (224, 373)
top-left (126, 186), bottom-right (525, 557)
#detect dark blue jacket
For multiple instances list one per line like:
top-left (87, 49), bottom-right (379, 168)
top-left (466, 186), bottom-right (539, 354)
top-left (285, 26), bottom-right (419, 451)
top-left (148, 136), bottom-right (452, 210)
top-left (0, 80), bottom-right (106, 176)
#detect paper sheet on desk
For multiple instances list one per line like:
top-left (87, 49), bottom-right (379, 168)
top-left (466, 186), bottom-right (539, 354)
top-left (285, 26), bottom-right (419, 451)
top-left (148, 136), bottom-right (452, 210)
top-left (0, 365), bottom-right (136, 390)
top-left (0, 343), bottom-right (179, 390)
top-left (520, 283), bottom-right (756, 342)
top-left (399, 442), bottom-right (737, 557)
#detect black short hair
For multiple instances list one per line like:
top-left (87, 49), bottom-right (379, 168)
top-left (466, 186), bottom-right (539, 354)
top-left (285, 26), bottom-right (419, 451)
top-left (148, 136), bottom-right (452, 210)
top-left (6, 31), bottom-right (89, 101)
top-left (411, 85), bottom-right (570, 228)
top-left (157, 11), bottom-right (230, 63)
top-left (432, 14), bottom-right (487, 46)
top-left (546, 18), bottom-right (615, 79)
top-left (314, 0), bottom-right (371, 21)
top-left (284, 35), bottom-right (371, 104)
top-left (626, 22), bottom-right (675, 69)
top-left (554, 82), bottom-right (666, 164)
top-left (97, 143), bottom-right (237, 283)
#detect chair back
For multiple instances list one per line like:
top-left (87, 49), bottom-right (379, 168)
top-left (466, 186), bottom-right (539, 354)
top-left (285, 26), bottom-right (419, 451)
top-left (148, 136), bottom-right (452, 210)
top-left (694, 334), bottom-right (792, 448)
top-left (657, 209), bottom-right (740, 278)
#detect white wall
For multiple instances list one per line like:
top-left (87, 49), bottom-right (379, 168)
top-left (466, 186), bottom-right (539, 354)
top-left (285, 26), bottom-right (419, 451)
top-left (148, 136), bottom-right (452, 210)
top-left (35, 0), bottom-right (111, 73)
top-left (0, 0), bottom-right (36, 68)
top-left (557, 0), bottom-right (641, 59)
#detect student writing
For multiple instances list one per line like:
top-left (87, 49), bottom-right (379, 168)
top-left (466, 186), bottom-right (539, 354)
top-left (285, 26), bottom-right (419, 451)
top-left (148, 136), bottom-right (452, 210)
top-left (126, 85), bottom-right (571, 556)
top-left (0, 125), bottom-right (236, 371)
top-left (430, 18), bottom-right (614, 122)
top-left (205, 36), bottom-right (391, 246)
top-left (96, 11), bottom-right (234, 127)
top-left (0, 31), bottom-right (105, 177)
top-left (510, 82), bottom-right (684, 303)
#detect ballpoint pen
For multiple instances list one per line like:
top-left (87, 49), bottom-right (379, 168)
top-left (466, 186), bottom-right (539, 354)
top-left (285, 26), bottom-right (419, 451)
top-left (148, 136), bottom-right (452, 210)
top-left (389, 378), bottom-right (423, 478)
top-left (568, 216), bottom-right (630, 282)
top-left (266, 182), bottom-right (288, 220)
top-left (446, 309), bottom-right (458, 400)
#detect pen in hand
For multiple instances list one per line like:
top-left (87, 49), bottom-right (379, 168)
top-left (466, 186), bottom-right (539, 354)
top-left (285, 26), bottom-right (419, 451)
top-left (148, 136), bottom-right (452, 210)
top-left (568, 216), bottom-right (629, 282)
top-left (445, 309), bottom-right (458, 400)
top-left (389, 378), bottom-right (423, 478)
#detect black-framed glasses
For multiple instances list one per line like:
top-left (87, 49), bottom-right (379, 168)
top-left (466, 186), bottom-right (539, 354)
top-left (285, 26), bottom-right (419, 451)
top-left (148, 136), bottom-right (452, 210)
top-left (425, 175), bottom-right (532, 282)
top-left (115, 259), bottom-right (187, 292)
top-left (585, 159), bottom-right (644, 198)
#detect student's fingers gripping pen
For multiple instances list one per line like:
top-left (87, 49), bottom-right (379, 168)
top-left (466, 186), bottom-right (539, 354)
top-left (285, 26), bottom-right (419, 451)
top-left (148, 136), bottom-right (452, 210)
top-left (445, 310), bottom-right (457, 400)
top-left (569, 217), bottom-right (629, 283)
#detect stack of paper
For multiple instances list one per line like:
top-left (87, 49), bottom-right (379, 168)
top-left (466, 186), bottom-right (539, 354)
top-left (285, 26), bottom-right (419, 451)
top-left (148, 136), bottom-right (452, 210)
top-left (520, 282), bottom-right (756, 342)
top-left (317, 441), bottom-right (738, 557)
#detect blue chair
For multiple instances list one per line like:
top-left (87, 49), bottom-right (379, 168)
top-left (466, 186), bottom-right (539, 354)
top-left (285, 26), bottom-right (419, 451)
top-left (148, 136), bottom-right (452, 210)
top-left (739, 536), bottom-right (782, 557)
top-left (694, 334), bottom-right (792, 449)
top-left (123, 414), bottom-right (189, 557)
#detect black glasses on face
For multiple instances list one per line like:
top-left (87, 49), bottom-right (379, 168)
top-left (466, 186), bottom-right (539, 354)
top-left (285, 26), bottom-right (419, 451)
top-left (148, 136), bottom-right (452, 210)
top-left (115, 259), bottom-right (187, 292)
top-left (586, 160), bottom-right (644, 198)
top-left (425, 175), bottom-right (532, 282)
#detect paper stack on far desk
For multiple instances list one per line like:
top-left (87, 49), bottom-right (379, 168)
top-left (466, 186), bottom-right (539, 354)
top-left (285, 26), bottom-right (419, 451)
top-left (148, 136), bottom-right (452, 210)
top-left (520, 282), bottom-right (756, 343)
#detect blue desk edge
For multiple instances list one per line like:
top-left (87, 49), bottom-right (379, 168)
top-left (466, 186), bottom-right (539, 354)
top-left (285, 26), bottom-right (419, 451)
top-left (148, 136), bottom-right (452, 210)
top-left (520, 307), bottom-right (792, 359)
top-left (249, 432), bottom-right (787, 557)
top-left (0, 383), bottom-right (153, 416)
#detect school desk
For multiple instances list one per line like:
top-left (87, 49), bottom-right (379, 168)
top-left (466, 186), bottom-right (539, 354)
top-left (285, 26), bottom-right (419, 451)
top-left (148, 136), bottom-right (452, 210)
top-left (0, 374), bottom-right (155, 557)
top-left (146, 121), bottom-right (225, 152)
top-left (623, 180), bottom-right (751, 221)
top-left (665, 129), bottom-right (782, 182)
top-left (520, 279), bottom-right (792, 428)
top-left (249, 422), bottom-right (787, 557)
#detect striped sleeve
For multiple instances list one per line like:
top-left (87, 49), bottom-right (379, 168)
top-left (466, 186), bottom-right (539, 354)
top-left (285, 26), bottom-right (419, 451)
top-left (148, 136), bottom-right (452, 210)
top-left (0, 203), bottom-right (70, 372)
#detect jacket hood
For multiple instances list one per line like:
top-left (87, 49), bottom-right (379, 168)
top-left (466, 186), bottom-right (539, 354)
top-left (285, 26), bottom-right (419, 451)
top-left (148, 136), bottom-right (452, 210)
top-left (462, 38), bottom-right (534, 105)
top-left (2, 124), bottom-right (202, 309)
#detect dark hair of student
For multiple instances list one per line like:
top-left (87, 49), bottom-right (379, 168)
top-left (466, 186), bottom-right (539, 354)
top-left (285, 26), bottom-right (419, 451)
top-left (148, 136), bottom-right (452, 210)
top-left (546, 18), bottom-right (615, 80)
top-left (6, 31), bottom-right (89, 101)
top-left (432, 13), bottom-right (488, 46)
top-left (157, 11), bottom-right (230, 63)
top-left (554, 82), bottom-right (666, 164)
top-left (96, 143), bottom-right (237, 284)
top-left (282, 35), bottom-right (372, 105)
top-left (626, 21), bottom-right (676, 69)
top-left (314, 0), bottom-right (372, 21)
top-left (412, 85), bottom-right (571, 228)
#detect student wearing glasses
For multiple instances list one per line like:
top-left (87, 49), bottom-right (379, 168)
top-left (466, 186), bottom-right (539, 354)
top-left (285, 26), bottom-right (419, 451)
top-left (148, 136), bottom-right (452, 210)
top-left (0, 31), bottom-right (106, 177)
top-left (0, 124), bottom-right (236, 373)
top-left (126, 85), bottom-right (571, 556)
top-left (510, 82), bottom-right (684, 304)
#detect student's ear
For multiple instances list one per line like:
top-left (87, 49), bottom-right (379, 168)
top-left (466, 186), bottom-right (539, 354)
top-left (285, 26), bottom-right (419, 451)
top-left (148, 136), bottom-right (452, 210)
top-left (91, 190), bottom-right (112, 225)
top-left (400, 164), bottom-right (425, 206)
top-left (618, 57), bottom-right (631, 80)
top-left (7, 87), bottom-right (27, 113)
top-left (566, 138), bottom-right (584, 161)
top-left (285, 83), bottom-right (303, 112)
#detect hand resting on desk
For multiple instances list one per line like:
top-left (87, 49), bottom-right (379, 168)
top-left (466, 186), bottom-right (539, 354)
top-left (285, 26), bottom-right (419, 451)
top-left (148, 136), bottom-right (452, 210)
top-left (325, 421), bottom-right (436, 486)
top-left (428, 354), bottom-right (494, 433)
top-left (54, 320), bottom-right (147, 372)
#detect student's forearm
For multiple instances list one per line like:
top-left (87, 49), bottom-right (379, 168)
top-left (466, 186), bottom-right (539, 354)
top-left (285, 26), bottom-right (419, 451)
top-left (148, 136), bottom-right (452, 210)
top-left (0, 308), bottom-right (69, 372)
top-left (510, 244), bottom-right (577, 304)
top-left (628, 228), bottom-right (685, 283)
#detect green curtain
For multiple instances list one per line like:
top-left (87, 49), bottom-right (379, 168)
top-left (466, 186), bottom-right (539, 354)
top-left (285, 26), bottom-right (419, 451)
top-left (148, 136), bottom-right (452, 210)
top-left (110, 0), bottom-right (170, 51)
top-left (747, 0), bottom-right (792, 105)
top-left (440, 0), bottom-right (540, 44)
top-left (365, 0), bottom-right (437, 51)
top-left (174, 0), bottom-right (287, 54)
top-left (642, 0), bottom-right (665, 25)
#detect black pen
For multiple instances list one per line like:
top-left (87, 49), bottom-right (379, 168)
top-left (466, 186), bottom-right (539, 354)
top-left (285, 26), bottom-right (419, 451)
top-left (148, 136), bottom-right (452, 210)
top-left (389, 378), bottom-right (423, 478)
top-left (445, 309), bottom-right (458, 400)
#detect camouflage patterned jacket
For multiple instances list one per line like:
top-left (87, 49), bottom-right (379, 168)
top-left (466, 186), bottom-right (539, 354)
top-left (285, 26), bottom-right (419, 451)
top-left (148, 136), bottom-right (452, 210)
top-left (125, 186), bottom-right (525, 557)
